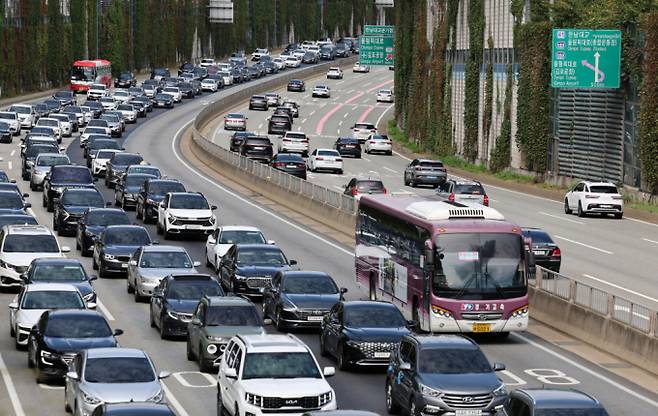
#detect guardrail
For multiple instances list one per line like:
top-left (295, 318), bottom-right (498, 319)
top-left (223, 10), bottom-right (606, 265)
top-left (533, 267), bottom-right (658, 336)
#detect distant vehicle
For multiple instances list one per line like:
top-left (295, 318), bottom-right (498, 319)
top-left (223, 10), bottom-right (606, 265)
top-left (320, 45), bottom-right (337, 60)
top-left (43, 165), bottom-right (96, 212)
top-left (326, 67), bottom-right (343, 79)
top-left (403, 158), bottom-right (447, 188)
top-left (70, 59), bottom-right (112, 92)
top-left (114, 173), bottom-right (157, 210)
top-left (353, 62), bottom-right (370, 73)
top-left (268, 114), bottom-right (292, 136)
top-left (249, 95), bottom-right (269, 111)
top-left (90, 403), bottom-right (176, 416)
top-left (344, 177), bottom-right (387, 199)
top-left (376, 88), bottom-right (394, 103)
top-left (154, 93), bottom-right (174, 108)
top-left (204, 225), bottom-right (270, 272)
top-left (436, 179), bottom-right (488, 205)
top-left (287, 79), bottom-right (306, 92)
top-left (53, 188), bottom-right (107, 236)
top-left (351, 122), bottom-right (377, 143)
top-left (270, 153), bottom-right (307, 180)
top-left (92, 225), bottom-right (153, 277)
top-left (199, 57), bottom-right (216, 68)
top-left (334, 137), bottom-right (362, 158)
top-left (224, 113), bottom-right (247, 131)
top-left (76, 208), bottom-right (131, 257)
top-left (0, 111), bottom-right (20, 135)
top-left (564, 181), bottom-right (623, 219)
top-left (285, 55), bottom-right (302, 68)
top-left (8, 104), bottom-right (36, 129)
top-left (312, 85), bottom-right (331, 98)
top-left (265, 92), bottom-right (281, 107)
top-left (307, 149), bottom-right (343, 174)
top-left (364, 134), bottom-right (392, 155)
top-left (136, 178), bottom-right (187, 224)
top-left (251, 48), bottom-right (270, 61)
top-left (302, 51), bottom-right (319, 64)
top-left (151, 67), bottom-right (171, 82)
top-left (156, 192), bottom-right (217, 239)
top-left (239, 136), bottom-right (273, 163)
top-left (114, 71), bottom-right (136, 88)
top-left (522, 227), bottom-right (561, 273)
top-left (279, 131), bottom-right (309, 156)
top-left (105, 152), bottom-right (145, 188)
top-left (500, 388), bottom-right (609, 416)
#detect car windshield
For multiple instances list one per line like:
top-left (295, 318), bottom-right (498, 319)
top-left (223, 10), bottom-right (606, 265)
top-left (26, 145), bottom-right (58, 158)
top-left (344, 304), bottom-right (407, 328)
top-left (242, 352), bottom-right (321, 379)
top-left (62, 191), bottom-right (104, 206)
top-left (10, 106), bottom-right (30, 114)
top-left (51, 168), bottom-right (92, 183)
top-left (32, 264), bottom-right (86, 282)
top-left (206, 305), bottom-right (262, 326)
top-left (97, 151), bottom-right (118, 159)
top-left (118, 73), bottom-right (132, 80)
top-left (282, 275), bottom-right (338, 294)
top-left (125, 175), bottom-right (153, 187)
top-left (0, 193), bottom-right (23, 209)
top-left (91, 141), bottom-right (119, 150)
top-left (245, 138), bottom-right (270, 146)
top-left (420, 161), bottom-right (444, 167)
top-left (104, 229), bottom-right (150, 246)
top-left (237, 248), bottom-right (286, 266)
top-left (140, 251), bottom-right (192, 268)
top-left (219, 230), bottom-right (266, 244)
top-left (356, 181), bottom-right (385, 192)
top-left (419, 348), bottom-right (493, 374)
top-left (3, 235), bottom-right (59, 252)
top-left (169, 194), bottom-right (209, 209)
top-left (522, 229), bottom-right (554, 245)
top-left (113, 154), bottom-right (143, 165)
top-left (355, 123), bottom-right (375, 129)
top-left (150, 182), bottom-right (185, 195)
top-left (22, 291), bottom-right (83, 310)
top-left (274, 154), bottom-right (304, 163)
top-left (38, 119), bottom-right (57, 127)
top-left (0, 216), bottom-right (38, 227)
top-left (87, 210), bottom-right (129, 226)
top-left (84, 357), bottom-right (155, 383)
top-left (45, 315), bottom-right (112, 338)
top-left (318, 150), bottom-right (339, 157)
top-left (432, 233), bottom-right (526, 299)
top-left (454, 184), bottom-right (485, 195)
top-left (37, 155), bottom-right (69, 166)
top-left (101, 114), bottom-right (119, 122)
top-left (535, 410), bottom-right (608, 416)
top-left (167, 280), bottom-right (222, 299)
top-left (589, 185), bottom-right (618, 194)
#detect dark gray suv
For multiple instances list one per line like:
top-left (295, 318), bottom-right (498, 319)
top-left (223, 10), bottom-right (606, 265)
top-left (500, 388), bottom-right (609, 416)
top-left (385, 334), bottom-right (507, 416)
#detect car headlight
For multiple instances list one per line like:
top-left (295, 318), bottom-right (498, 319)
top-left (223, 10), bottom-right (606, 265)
top-left (26, 160), bottom-right (35, 167)
top-left (146, 198), bottom-right (157, 205)
top-left (319, 391), bottom-right (333, 406)
top-left (420, 384), bottom-right (443, 398)
top-left (493, 384), bottom-right (507, 397)
top-left (511, 305), bottom-right (529, 318)
top-left (207, 335), bottom-right (227, 343)
top-left (167, 214), bottom-right (177, 223)
top-left (234, 274), bottom-right (247, 281)
top-left (431, 305), bottom-right (453, 318)
top-left (245, 392), bottom-right (264, 407)
top-left (40, 350), bottom-right (57, 365)
top-left (81, 389), bottom-right (101, 405)
top-left (83, 292), bottom-right (96, 302)
top-left (147, 389), bottom-right (164, 403)
top-left (282, 303), bottom-right (297, 312)
top-left (209, 215), bottom-right (216, 224)
top-left (167, 310), bottom-right (191, 321)
top-left (104, 253), bottom-right (115, 260)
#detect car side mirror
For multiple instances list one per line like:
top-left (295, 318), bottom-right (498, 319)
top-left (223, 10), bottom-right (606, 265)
top-left (105, 201), bottom-right (112, 207)
top-left (8, 302), bottom-right (18, 310)
top-left (267, 240), bottom-right (276, 245)
top-left (89, 275), bottom-right (98, 281)
top-left (24, 202), bottom-right (32, 208)
top-left (129, 260), bottom-right (138, 266)
top-left (61, 246), bottom-right (71, 253)
top-left (158, 370), bottom-right (171, 379)
top-left (113, 328), bottom-right (124, 336)
top-left (23, 193), bottom-right (29, 198)
top-left (493, 362), bottom-right (506, 372)
top-left (10, 179), bottom-right (16, 183)
top-left (339, 287), bottom-right (348, 299)
top-left (224, 368), bottom-right (238, 379)
top-left (66, 371), bottom-right (79, 380)
top-left (193, 261), bottom-right (201, 267)
top-left (289, 259), bottom-right (297, 266)
top-left (191, 318), bottom-right (201, 326)
top-left (323, 367), bottom-right (336, 377)
top-left (211, 205), bottom-right (218, 210)
top-left (407, 319), bottom-right (418, 329)
top-left (399, 362), bottom-right (412, 371)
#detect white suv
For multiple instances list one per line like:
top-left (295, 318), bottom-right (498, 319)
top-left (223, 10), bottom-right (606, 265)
top-left (216, 334), bottom-right (336, 416)
top-left (564, 181), bottom-right (624, 219)
top-left (0, 225), bottom-right (70, 289)
top-left (279, 131), bottom-right (309, 156)
top-left (8, 104), bottom-right (36, 129)
top-left (157, 192), bottom-right (217, 239)
top-left (87, 83), bottom-right (108, 100)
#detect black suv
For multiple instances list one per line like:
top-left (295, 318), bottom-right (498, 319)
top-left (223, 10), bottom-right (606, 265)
top-left (501, 388), bottom-right (609, 416)
top-left (43, 165), bottom-right (96, 212)
top-left (85, 138), bottom-right (122, 166)
top-left (104, 152), bottom-right (144, 188)
top-left (114, 173), bottom-right (157, 210)
top-left (150, 274), bottom-right (224, 339)
top-left (334, 137), bottom-right (362, 158)
top-left (267, 114), bottom-right (292, 135)
top-left (229, 131), bottom-right (254, 152)
top-left (248, 95), bottom-right (268, 111)
top-left (114, 72), bottom-right (136, 88)
top-left (136, 178), bottom-right (187, 224)
top-left (186, 296), bottom-right (265, 372)
top-left (53, 188), bottom-right (106, 236)
top-left (239, 136), bottom-right (273, 162)
top-left (76, 208), bottom-right (130, 257)
top-left (385, 334), bottom-right (507, 416)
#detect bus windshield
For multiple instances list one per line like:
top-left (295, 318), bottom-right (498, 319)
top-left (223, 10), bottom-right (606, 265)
top-left (432, 233), bottom-right (526, 300)
top-left (71, 66), bottom-right (95, 82)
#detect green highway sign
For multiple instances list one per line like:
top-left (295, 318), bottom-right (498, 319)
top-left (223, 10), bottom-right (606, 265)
top-left (360, 25), bottom-right (395, 66)
top-left (551, 29), bottom-right (622, 89)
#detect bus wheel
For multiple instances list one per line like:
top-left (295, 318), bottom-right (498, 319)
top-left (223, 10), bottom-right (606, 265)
top-left (368, 274), bottom-right (377, 301)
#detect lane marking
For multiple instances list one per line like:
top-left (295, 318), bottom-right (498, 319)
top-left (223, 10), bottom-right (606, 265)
top-left (162, 382), bottom-right (191, 416)
top-left (357, 106), bottom-right (375, 123)
top-left (315, 104), bottom-right (344, 135)
top-left (362, 157), bottom-right (371, 162)
top-left (301, 118), bottom-right (307, 124)
top-left (582, 273), bottom-right (658, 304)
top-left (383, 166), bottom-right (398, 174)
top-left (554, 235), bottom-right (613, 255)
top-left (258, 123), bottom-right (263, 130)
top-left (512, 333), bottom-right (658, 409)
top-left (539, 211), bottom-right (584, 225)
top-left (7, 161), bottom-right (12, 170)
top-left (343, 112), bottom-right (349, 118)
top-left (10, 150), bottom-right (15, 157)
top-left (309, 110), bottom-right (316, 116)
top-left (96, 299), bottom-right (116, 321)
top-left (173, 121), bottom-right (353, 257)
top-left (0, 353), bottom-right (26, 416)
top-left (642, 238), bottom-right (658, 245)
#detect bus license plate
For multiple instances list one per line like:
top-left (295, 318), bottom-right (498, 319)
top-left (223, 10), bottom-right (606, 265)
top-left (472, 323), bottom-right (491, 333)
top-left (374, 352), bottom-right (391, 358)
top-left (456, 410), bottom-right (482, 416)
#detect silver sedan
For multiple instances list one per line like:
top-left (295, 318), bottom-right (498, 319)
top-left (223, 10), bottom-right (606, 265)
top-left (30, 153), bottom-right (70, 191)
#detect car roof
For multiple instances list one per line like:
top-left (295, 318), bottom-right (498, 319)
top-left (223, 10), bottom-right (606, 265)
top-left (102, 403), bottom-right (174, 415)
top-left (205, 296), bottom-right (254, 307)
top-left (31, 258), bottom-right (82, 266)
top-left (62, 187), bottom-right (100, 194)
top-left (142, 245), bottom-right (187, 253)
top-left (86, 347), bottom-right (147, 359)
top-left (220, 225), bottom-right (262, 232)
top-left (281, 271), bottom-right (331, 279)
top-left (407, 334), bottom-right (478, 348)
top-left (166, 273), bottom-right (214, 282)
top-left (104, 225), bottom-right (147, 233)
top-left (25, 282), bottom-right (79, 292)
top-left (342, 300), bottom-right (398, 310)
top-left (4, 224), bottom-right (52, 235)
top-left (303, 411), bottom-right (380, 416)
top-left (47, 309), bottom-right (104, 319)
top-left (236, 243), bottom-right (281, 251)
top-left (581, 181), bottom-right (616, 187)
top-left (449, 179), bottom-right (482, 186)
top-left (316, 148), bottom-right (339, 152)
top-left (238, 334), bottom-right (308, 353)
top-left (513, 388), bottom-right (603, 409)
top-left (416, 158), bottom-right (442, 163)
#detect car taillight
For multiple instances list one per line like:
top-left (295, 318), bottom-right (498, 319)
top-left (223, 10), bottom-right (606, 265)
top-left (483, 194), bottom-right (489, 206)
top-left (369, 141), bottom-right (376, 144)
top-left (551, 248), bottom-right (561, 257)
top-left (274, 162), bottom-right (286, 167)
top-left (382, 188), bottom-right (388, 194)
top-left (302, 139), bottom-right (309, 143)
top-left (316, 157), bottom-right (324, 160)
top-left (351, 187), bottom-right (359, 196)
top-left (585, 195), bottom-right (599, 199)
top-left (336, 158), bottom-right (343, 162)
top-left (448, 193), bottom-right (455, 202)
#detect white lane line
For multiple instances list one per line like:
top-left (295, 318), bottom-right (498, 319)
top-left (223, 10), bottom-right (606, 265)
top-left (582, 273), bottom-right (658, 304)
top-left (343, 112), bottom-right (349, 118)
top-left (383, 167), bottom-right (398, 174)
top-left (96, 299), bottom-right (116, 321)
top-left (0, 353), bottom-right (26, 416)
top-left (338, 120), bottom-right (343, 126)
top-left (346, 89), bottom-right (354, 94)
top-left (642, 238), bottom-right (658, 245)
top-left (337, 130), bottom-right (341, 135)
top-left (162, 382), bottom-right (191, 416)
top-left (172, 121), bottom-right (353, 257)
top-left (309, 110), bottom-right (316, 116)
top-left (512, 333), bottom-right (658, 409)
top-left (554, 235), bottom-right (613, 254)
top-left (539, 211), bottom-right (584, 225)
top-left (258, 123), bottom-right (263, 130)
top-left (626, 217), bottom-right (658, 227)
top-left (10, 150), bottom-right (15, 157)
top-left (301, 118), bottom-right (307, 124)
top-left (7, 161), bottom-right (12, 170)
top-left (362, 157), bottom-right (371, 162)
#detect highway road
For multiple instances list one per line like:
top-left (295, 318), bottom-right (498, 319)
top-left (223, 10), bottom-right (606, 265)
top-left (0, 65), bottom-right (657, 416)
top-left (208, 66), bottom-right (658, 310)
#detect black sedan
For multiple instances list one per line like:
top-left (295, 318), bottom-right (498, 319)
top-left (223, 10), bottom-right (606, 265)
top-left (104, 152), bottom-right (144, 188)
top-left (154, 93), bottom-right (174, 108)
top-left (150, 274), bottom-right (224, 339)
top-left (52, 90), bottom-right (75, 107)
top-left (43, 165), bottom-right (97, 212)
top-left (320, 301), bottom-right (414, 370)
top-left (302, 51), bottom-right (319, 64)
top-left (522, 227), bottom-right (561, 273)
top-left (76, 208), bottom-right (130, 257)
top-left (334, 137), bottom-right (362, 158)
top-left (219, 243), bottom-right (297, 296)
top-left (27, 310), bottom-right (121, 382)
top-left (0, 214), bottom-right (38, 228)
top-left (92, 225), bottom-right (153, 277)
top-left (263, 271), bottom-right (346, 330)
top-left (249, 95), bottom-right (269, 111)
top-left (53, 187), bottom-right (107, 236)
top-left (0, 190), bottom-right (30, 215)
top-left (114, 71), bottom-right (136, 88)
top-left (114, 173), bottom-right (157, 210)
top-left (0, 121), bottom-right (11, 143)
top-left (229, 131), bottom-right (255, 152)
top-left (23, 258), bottom-right (98, 306)
top-left (287, 79), bottom-right (306, 92)
top-left (269, 153), bottom-right (307, 180)
top-left (136, 178), bottom-right (187, 224)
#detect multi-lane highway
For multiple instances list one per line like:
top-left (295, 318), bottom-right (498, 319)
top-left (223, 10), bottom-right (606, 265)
top-left (1, 65), bottom-right (657, 416)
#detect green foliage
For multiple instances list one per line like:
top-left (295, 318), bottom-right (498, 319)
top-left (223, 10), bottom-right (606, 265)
top-left (463, 0), bottom-right (485, 163)
top-left (639, 12), bottom-right (658, 194)
top-left (490, 65), bottom-right (513, 173)
top-left (483, 35), bottom-right (494, 152)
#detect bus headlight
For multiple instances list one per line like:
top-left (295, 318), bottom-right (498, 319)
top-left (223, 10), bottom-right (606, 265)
top-left (511, 305), bottom-right (528, 318)
top-left (431, 305), bottom-right (453, 318)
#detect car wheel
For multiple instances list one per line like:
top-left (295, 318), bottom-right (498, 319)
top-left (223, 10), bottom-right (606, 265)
top-left (186, 338), bottom-right (195, 361)
top-left (614, 212), bottom-right (623, 219)
top-left (47, 198), bottom-right (54, 212)
top-left (199, 344), bottom-right (212, 373)
top-left (27, 344), bottom-right (35, 368)
top-left (127, 278), bottom-right (134, 293)
top-left (275, 308), bottom-right (285, 332)
top-left (337, 344), bottom-right (350, 371)
top-left (156, 220), bottom-right (163, 234)
top-left (134, 285), bottom-right (143, 303)
top-left (564, 199), bottom-right (572, 214)
top-left (29, 181), bottom-right (36, 191)
top-left (53, 216), bottom-right (59, 231)
top-left (136, 204), bottom-right (143, 219)
top-left (404, 175), bottom-right (410, 186)
top-left (64, 388), bottom-right (71, 412)
top-left (216, 390), bottom-right (225, 416)
top-left (163, 223), bottom-right (171, 240)
top-left (386, 380), bottom-right (401, 414)
top-left (319, 331), bottom-right (329, 357)
top-left (234, 402), bottom-right (240, 416)
top-left (80, 243), bottom-right (92, 258)
top-left (74, 401), bottom-right (83, 416)
top-left (42, 194), bottom-right (47, 207)
top-left (150, 309), bottom-right (156, 328)
top-left (159, 315), bottom-right (168, 339)
top-left (409, 397), bottom-right (418, 416)
top-left (206, 250), bottom-right (213, 267)
top-left (92, 255), bottom-right (99, 270)
top-left (99, 263), bottom-right (109, 278)
top-left (577, 201), bottom-right (585, 217)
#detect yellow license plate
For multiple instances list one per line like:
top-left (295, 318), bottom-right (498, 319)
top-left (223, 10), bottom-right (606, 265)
top-left (472, 323), bottom-right (492, 333)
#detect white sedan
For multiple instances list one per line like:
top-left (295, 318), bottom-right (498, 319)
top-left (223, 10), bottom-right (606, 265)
top-left (162, 87), bottom-right (182, 102)
top-left (312, 85), bottom-right (331, 98)
top-left (112, 90), bottom-right (132, 103)
top-left (326, 67), bottom-right (343, 79)
top-left (376, 89), bottom-right (394, 103)
top-left (285, 56), bottom-right (301, 68)
top-left (364, 134), bottom-right (393, 155)
top-left (353, 62), bottom-right (370, 73)
top-left (564, 181), bottom-right (624, 219)
top-left (205, 226), bottom-right (271, 272)
top-left (201, 78), bottom-right (219, 92)
top-left (307, 148), bottom-right (343, 174)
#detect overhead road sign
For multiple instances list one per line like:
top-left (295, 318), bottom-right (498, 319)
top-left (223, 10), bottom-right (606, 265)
top-left (360, 25), bottom-right (395, 66)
